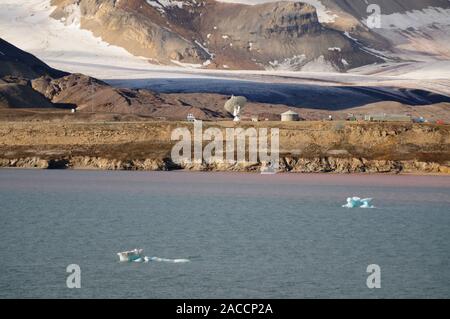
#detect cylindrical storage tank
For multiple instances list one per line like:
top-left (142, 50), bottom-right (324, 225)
top-left (281, 110), bottom-right (299, 121)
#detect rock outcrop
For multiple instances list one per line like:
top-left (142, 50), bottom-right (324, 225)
top-left (1, 155), bottom-right (448, 174)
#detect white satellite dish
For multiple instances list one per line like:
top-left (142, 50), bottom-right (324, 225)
top-left (224, 95), bottom-right (247, 122)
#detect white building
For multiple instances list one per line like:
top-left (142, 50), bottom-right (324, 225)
top-left (281, 110), bottom-right (300, 121)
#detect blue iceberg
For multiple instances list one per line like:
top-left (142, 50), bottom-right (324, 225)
top-left (342, 197), bottom-right (374, 208)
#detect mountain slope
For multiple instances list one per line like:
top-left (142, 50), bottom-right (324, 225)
top-left (0, 38), bottom-right (67, 108)
top-left (0, 38), bottom-right (266, 119)
top-left (1, 0), bottom-right (449, 74)
top-left (49, 0), bottom-right (382, 71)
top-left (0, 37), bottom-right (168, 111)
top-left (0, 81), bottom-right (55, 109)
top-left (0, 38), bottom-right (67, 79)
top-left (320, 0), bottom-right (450, 62)
top-left (48, 0), bottom-right (450, 71)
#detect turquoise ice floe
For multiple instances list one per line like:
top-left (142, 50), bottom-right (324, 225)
top-left (342, 197), bottom-right (374, 208)
top-left (117, 248), bottom-right (144, 262)
top-left (117, 249), bottom-right (190, 263)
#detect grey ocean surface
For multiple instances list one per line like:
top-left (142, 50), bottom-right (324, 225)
top-left (0, 169), bottom-right (449, 298)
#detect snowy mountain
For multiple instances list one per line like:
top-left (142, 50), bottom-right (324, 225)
top-left (0, 0), bottom-right (449, 74)
top-left (45, 0), bottom-right (383, 71)
top-left (1, 37), bottom-right (450, 120)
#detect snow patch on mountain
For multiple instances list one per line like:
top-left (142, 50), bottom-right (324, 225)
top-left (216, 0), bottom-right (337, 23)
top-left (328, 47), bottom-right (341, 52)
top-left (145, 0), bottom-right (186, 13)
top-left (268, 55), bottom-right (306, 71)
top-left (363, 6), bottom-right (450, 60)
top-left (365, 7), bottom-right (450, 30)
top-left (61, 3), bottom-right (81, 27)
top-left (170, 60), bottom-right (203, 68)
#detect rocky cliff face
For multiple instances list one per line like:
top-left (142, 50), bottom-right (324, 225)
top-left (51, 0), bottom-right (210, 65)
top-left (1, 121), bottom-right (448, 174)
top-left (1, 155), bottom-right (448, 174)
top-left (195, 1), bottom-right (379, 70)
top-left (49, 0), bottom-right (382, 71)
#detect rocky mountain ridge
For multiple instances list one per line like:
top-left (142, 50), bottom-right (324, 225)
top-left (50, 0), bottom-right (384, 71)
top-left (46, 0), bottom-right (450, 71)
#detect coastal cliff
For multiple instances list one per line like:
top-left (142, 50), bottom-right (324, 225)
top-left (0, 121), bottom-right (448, 174)
top-left (1, 156), bottom-right (448, 174)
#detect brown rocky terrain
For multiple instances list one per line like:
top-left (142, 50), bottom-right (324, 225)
top-left (0, 78), bottom-right (55, 109)
top-left (50, 0), bottom-right (382, 71)
top-left (0, 120), bottom-right (448, 174)
top-left (0, 38), bottom-right (232, 117)
top-left (1, 37), bottom-right (449, 175)
top-left (2, 37), bottom-right (449, 121)
top-left (46, 0), bottom-right (450, 71)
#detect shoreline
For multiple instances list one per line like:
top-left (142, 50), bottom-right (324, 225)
top-left (1, 156), bottom-right (449, 175)
top-left (1, 120), bottom-right (449, 175)
top-left (1, 167), bottom-right (449, 177)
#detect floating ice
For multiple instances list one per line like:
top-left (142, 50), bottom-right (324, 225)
top-left (342, 197), bottom-right (375, 208)
top-left (117, 248), bottom-right (144, 262)
top-left (117, 249), bottom-right (190, 263)
top-left (144, 256), bottom-right (190, 263)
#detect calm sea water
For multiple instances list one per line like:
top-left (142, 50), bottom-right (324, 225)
top-left (0, 169), bottom-right (449, 298)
